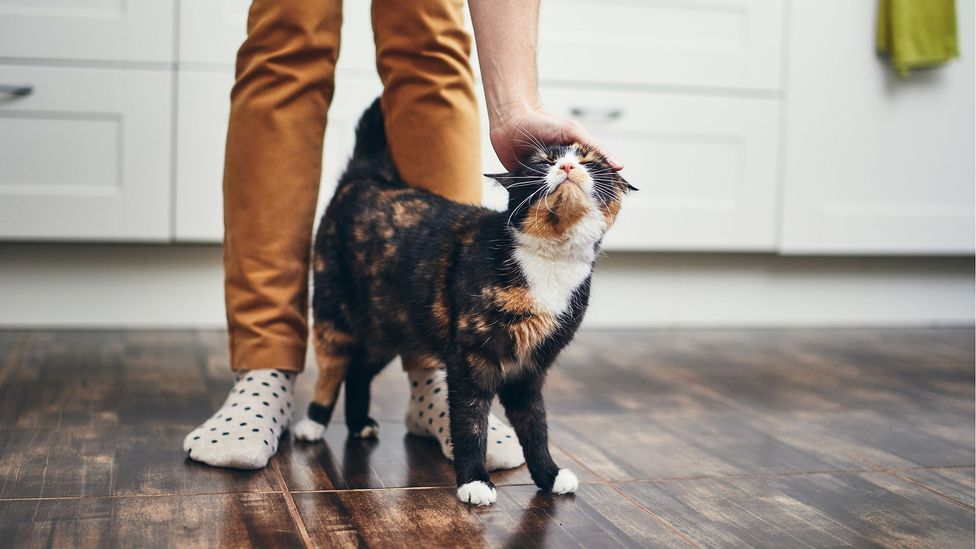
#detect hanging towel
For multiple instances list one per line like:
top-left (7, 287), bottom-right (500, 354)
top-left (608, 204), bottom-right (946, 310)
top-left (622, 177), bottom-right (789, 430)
top-left (877, 0), bottom-right (959, 76)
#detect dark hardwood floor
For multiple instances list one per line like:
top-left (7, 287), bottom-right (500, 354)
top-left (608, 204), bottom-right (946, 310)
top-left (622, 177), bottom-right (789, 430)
top-left (0, 328), bottom-right (972, 548)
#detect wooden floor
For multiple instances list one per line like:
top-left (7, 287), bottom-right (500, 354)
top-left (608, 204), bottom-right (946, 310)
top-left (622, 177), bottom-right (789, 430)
top-left (0, 328), bottom-right (973, 548)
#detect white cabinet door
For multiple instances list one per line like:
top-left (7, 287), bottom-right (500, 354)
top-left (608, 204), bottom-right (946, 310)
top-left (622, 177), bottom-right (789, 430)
top-left (175, 70), bottom-right (383, 241)
top-left (0, 0), bottom-right (175, 63)
top-left (0, 65), bottom-right (172, 241)
top-left (174, 69), bottom-right (232, 241)
top-left (780, 0), bottom-right (975, 255)
top-left (516, 87), bottom-right (780, 251)
top-left (534, 0), bottom-right (784, 91)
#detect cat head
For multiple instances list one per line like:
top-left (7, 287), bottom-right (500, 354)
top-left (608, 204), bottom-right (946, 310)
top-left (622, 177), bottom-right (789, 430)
top-left (487, 142), bottom-right (635, 241)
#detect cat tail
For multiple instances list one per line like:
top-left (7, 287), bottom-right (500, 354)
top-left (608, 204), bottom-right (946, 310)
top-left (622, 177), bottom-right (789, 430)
top-left (351, 97), bottom-right (390, 164)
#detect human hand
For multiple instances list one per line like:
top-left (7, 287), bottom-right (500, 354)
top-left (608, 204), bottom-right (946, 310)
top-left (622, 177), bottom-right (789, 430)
top-left (488, 106), bottom-right (623, 172)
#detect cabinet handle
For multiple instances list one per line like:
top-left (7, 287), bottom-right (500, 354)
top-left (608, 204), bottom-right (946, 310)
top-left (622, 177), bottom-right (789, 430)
top-left (0, 84), bottom-right (33, 97)
top-left (570, 106), bottom-right (623, 123)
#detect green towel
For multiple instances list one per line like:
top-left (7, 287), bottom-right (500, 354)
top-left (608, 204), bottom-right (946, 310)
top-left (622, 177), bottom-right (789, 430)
top-left (877, 0), bottom-right (959, 76)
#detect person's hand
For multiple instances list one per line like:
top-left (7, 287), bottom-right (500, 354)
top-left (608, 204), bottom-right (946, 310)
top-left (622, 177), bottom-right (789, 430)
top-left (489, 106), bottom-right (623, 173)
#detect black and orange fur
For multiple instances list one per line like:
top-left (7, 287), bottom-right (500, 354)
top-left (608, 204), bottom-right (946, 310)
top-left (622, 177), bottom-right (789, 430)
top-left (306, 99), bottom-right (632, 494)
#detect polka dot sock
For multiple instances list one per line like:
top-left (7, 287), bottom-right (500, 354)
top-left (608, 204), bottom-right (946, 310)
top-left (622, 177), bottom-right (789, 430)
top-left (183, 369), bottom-right (294, 470)
top-left (405, 368), bottom-right (525, 471)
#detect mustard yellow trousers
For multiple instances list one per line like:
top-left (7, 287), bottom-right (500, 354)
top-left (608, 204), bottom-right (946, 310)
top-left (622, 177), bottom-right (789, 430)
top-left (223, 0), bottom-right (482, 373)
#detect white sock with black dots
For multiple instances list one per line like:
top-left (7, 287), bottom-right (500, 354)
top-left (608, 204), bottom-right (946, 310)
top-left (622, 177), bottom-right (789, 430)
top-left (183, 369), bottom-right (294, 470)
top-left (404, 368), bottom-right (525, 471)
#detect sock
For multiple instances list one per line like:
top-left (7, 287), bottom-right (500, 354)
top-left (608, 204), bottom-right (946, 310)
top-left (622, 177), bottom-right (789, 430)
top-left (183, 368), bottom-right (295, 470)
top-left (404, 368), bottom-right (525, 471)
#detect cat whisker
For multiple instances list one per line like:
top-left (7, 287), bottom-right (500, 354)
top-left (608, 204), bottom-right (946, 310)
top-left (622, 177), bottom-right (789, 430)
top-left (516, 127), bottom-right (549, 154)
top-left (515, 158), bottom-right (546, 176)
top-left (506, 186), bottom-right (546, 228)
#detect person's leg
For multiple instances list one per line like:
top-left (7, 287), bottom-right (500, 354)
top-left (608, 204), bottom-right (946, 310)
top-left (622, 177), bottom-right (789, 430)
top-left (371, 0), bottom-right (523, 471)
top-left (184, 0), bottom-right (342, 470)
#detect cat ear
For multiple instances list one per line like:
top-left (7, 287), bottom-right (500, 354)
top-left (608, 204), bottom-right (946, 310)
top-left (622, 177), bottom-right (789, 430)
top-left (619, 175), bottom-right (638, 192)
top-left (484, 172), bottom-right (519, 189)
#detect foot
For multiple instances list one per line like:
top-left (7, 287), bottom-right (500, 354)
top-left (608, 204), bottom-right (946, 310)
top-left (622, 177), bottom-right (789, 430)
top-left (349, 417), bottom-right (380, 439)
top-left (405, 369), bottom-right (525, 471)
top-left (551, 469), bottom-right (578, 494)
top-left (183, 369), bottom-right (295, 470)
top-left (457, 480), bottom-right (497, 506)
top-left (293, 417), bottom-right (326, 442)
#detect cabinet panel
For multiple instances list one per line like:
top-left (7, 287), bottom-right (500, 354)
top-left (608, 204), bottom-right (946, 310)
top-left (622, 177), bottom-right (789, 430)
top-left (535, 0), bottom-right (784, 90)
top-left (0, 0), bottom-right (175, 63)
top-left (0, 65), bottom-right (172, 241)
top-left (780, 1), bottom-right (975, 255)
top-left (526, 87), bottom-right (780, 251)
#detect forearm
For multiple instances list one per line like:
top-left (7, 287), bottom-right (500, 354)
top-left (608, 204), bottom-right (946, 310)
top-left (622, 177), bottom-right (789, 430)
top-left (468, 0), bottom-right (542, 126)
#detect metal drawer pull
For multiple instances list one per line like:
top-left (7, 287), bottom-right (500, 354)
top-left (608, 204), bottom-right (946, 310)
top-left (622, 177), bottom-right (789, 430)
top-left (570, 107), bottom-right (623, 122)
top-left (0, 84), bottom-right (33, 97)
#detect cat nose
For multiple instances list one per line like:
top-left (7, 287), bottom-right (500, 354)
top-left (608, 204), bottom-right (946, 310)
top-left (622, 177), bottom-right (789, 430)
top-left (558, 162), bottom-right (574, 173)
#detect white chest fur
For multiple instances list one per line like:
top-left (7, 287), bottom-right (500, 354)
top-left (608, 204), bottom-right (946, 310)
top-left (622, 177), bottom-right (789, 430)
top-left (512, 207), bottom-right (605, 317)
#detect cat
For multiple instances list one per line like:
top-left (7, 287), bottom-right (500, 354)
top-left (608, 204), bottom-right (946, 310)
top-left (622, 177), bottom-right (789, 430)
top-left (298, 98), bottom-right (633, 505)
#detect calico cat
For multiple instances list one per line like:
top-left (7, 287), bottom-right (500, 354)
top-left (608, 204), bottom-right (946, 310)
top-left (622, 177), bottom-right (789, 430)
top-left (299, 99), bottom-right (633, 505)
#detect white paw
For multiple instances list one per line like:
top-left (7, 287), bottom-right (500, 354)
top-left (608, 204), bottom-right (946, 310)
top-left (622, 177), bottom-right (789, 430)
top-left (551, 469), bottom-right (578, 494)
top-left (352, 422), bottom-right (379, 439)
top-left (293, 418), bottom-right (326, 442)
top-left (457, 481), bottom-right (497, 506)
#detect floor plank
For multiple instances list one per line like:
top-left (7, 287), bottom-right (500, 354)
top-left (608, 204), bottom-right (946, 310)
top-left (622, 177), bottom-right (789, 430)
top-left (293, 483), bottom-right (687, 548)
top-left (896, 467), bottom-right (975, 509)
top-left (277, 420), bottom-right (593, 491)
top-left (0, 493), bottom-right (304, 549)
top-left (0, 331), bottom-right (227, 428)
top-left (550, 329), bottom-right (974, 419)
top-left (0, 330), bottom-right (22, 360)
top-left (550, 406), bottom-right (974, 482)
top-left (619, 472), bottom-right (975, 548)
top-left (0, 424), bottom-right (278, 498)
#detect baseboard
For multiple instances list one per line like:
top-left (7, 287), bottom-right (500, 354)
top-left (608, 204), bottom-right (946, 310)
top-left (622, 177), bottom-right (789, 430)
top-left (0, 244), bottom-right (972, 328)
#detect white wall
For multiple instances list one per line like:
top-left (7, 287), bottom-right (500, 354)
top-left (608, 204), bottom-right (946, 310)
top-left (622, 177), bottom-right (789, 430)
top-left (0, 244), bottom-right (970, 329)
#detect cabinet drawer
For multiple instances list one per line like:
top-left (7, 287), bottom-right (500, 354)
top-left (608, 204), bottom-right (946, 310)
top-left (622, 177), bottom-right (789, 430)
top-left (527, 87), bottom-right (781, 251)
top-left (536, 0), bottom-right (784, 91)
top-left (0, 65), bottom-right (172, 241)
top-left (177, 77), bottom-right (781, 251)
top-left (0, 0), bottom-right (175, 63)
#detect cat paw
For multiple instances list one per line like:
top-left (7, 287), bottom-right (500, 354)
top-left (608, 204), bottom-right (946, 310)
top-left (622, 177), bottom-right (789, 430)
top-left (293, 418), bottom-right (327, 442)
top-left (457, 481), bottom-right (497, 506)
top-left (349, 418), bottom-right (379, 439)
top-left (551, 469), bottom-right (578, 494)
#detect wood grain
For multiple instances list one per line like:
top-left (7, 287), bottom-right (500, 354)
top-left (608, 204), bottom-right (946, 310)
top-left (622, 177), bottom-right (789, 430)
top-left (620, 472), bottom-right (975, 548)
top-left (0, 424), bottom-right (278, 498)
top-left (0, 493), bottom-right (304, 549)
top-left (277, 419), bottom-right (593, 491)
top-left (0, 328), bottom-right (971, 548)
top-left (294, 483), bottom-right (687, 548)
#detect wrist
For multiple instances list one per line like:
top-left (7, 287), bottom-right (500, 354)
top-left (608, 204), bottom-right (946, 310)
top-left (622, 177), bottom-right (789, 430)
top-left (487, 98), bottom-right (542, 130)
